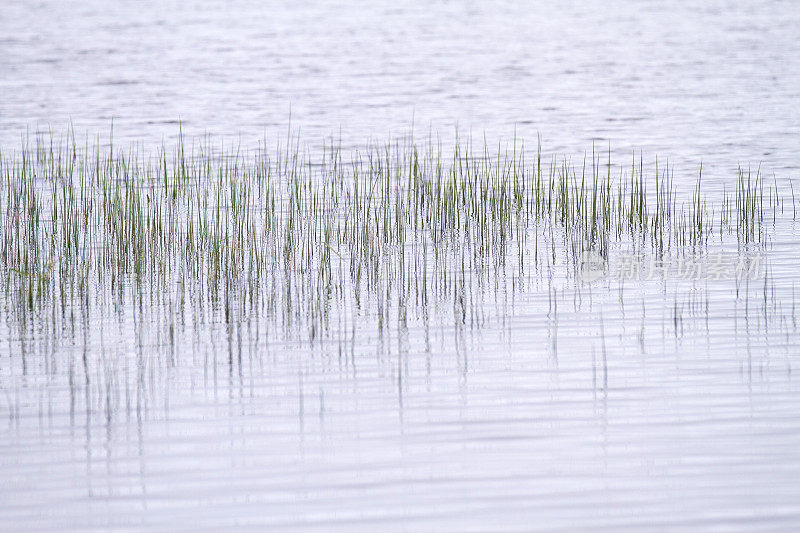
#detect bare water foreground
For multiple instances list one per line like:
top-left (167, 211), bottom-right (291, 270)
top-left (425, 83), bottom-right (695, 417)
top-left (2, 0), bottom-right (800, 530)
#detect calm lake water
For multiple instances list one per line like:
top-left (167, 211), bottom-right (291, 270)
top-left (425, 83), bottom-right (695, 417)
top-left (2, 0), bottom-right (800, 530)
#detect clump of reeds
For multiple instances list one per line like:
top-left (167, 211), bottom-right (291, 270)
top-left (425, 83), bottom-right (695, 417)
top-left (0, 129), bottom-right (787, 331)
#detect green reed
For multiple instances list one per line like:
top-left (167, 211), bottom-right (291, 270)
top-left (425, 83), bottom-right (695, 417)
top-left (0, 130), bottom-right (787, 329)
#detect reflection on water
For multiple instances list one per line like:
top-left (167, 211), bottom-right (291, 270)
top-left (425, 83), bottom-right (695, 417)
top-left (2, 131), bottom-right (800, 530)
top-left (4, 260), bottom-right (800, 529)
top-left (2, 0), bottom-right (800, 529)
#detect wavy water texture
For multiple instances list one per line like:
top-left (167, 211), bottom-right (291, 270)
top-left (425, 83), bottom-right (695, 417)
top-left (1, 131), bottom-right (799, 530)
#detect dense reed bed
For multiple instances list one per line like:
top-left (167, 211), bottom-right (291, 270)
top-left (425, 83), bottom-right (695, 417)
top-left (0, 131), bottom-right (790, 333)
top-left (3, 130), bottom-right (799, 429)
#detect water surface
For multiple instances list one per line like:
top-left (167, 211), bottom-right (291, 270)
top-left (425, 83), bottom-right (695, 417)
top-left (2, 1), bottom-right (800, 530)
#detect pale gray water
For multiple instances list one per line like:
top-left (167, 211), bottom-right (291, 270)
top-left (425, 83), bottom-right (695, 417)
top-left (2, 0), bottom-right (799, 174)
top-left (2, 1), bottom-right (800, 531)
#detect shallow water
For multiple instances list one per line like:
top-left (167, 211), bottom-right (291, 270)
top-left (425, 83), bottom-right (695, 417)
top-left (2, 1), bottom-right (800, 531)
